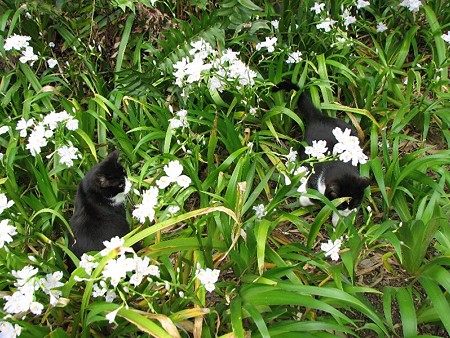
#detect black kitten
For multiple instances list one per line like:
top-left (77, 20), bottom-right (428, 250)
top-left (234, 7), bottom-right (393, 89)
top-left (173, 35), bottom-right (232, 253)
top-left (68, 150), bottom-right (134, 266)
top-left (275, 81), bottom-right (370, 224)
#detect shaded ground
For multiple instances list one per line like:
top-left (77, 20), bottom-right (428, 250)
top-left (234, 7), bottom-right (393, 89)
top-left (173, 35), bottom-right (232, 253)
top-left (272, 222), bottom-right (449, 337)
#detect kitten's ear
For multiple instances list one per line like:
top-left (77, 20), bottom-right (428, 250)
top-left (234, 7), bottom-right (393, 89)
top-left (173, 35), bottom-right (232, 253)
top-left (358, 176), bottom-right (371, 189)
top-left (106, 150), bottom-right (120, 163)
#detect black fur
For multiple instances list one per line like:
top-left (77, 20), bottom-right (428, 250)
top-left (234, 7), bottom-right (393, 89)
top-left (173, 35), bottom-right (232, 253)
top-left (275, 81), bottom-right (370, 210)
top-left (68, 150), bottom-right (133, 267)
top-left (311, 161), bottom-right (370, 210)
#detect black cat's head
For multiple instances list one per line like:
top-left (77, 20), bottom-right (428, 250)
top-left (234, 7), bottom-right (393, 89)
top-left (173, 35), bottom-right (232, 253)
top-left (325, 175), bottom-right (371, 210)
top-left (91, 150), bottom-right (128, 200)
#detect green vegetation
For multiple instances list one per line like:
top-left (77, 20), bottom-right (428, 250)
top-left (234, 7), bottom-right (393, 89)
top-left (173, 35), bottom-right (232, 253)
top-left (1, 0), bottom-right (449, 337)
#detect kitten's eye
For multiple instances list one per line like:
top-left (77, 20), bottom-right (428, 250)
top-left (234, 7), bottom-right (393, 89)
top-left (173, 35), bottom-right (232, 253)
top-left (118, 183), bottom-right (124, 188)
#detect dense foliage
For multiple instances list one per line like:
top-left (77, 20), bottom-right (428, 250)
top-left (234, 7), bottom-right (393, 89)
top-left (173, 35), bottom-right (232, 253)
top-left (1, 0), bottom-right (450, 337)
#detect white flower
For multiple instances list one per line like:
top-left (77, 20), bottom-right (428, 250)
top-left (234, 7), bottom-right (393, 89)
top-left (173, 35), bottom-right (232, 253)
top-left (48, 290), bottom-right (62, 306)
top-left (0, 219), bottom-right (17, 248)
top-left (304, 140), bottom-right (328, 159)
top-left (399, 0), bottom-right (422, 12)
top-left (102, 256), bottom-right (128, 287)
top-left (173, 56), bottom-right (190, 87)
top-left (57, 143), bottom-right (80, 167)
top-left (356, 0), bottom-right (370, 9)
top-left (129, 256), bottom-right (160, 286)
top-left (316, 19), bottom-right (337, 32)
top-left (227, 59), bottom-right (257, 86)
top-left (253, 204), bottom-right (267, 220)
top-left (65, 118), bottom-right (79, 131)
top-left (256, 37), bottom-right (277, 53)
top-left (105, 290), bottom-right (117, 303)
top-left (19, 46), bottom-right (38, 64)
top-left (286, 50), bottom-right (302, 64)
top-left (100, 236), bottom-right (125, 256)
top-left (106, 307), bottom-right (121, 323)
top-left (40, 271), bottom-right (64, 292)
top-left (129, 273), bottom-right (142, 287)
top-left (155, 175), bottom-right (172, 189)
top-left (169, 118), bottom-right (183, 129)
top-left (320, 238), bottom-right (343, 261)
top-left (441, 31), bottom-right (450, 43)
top-left (0, 321), bottom-right (21, 338)
top-left (26, 124), bottom-right (48, 156)
top-left (173, 44), bottom-right (256, 91)
top-left (189, 38), bottom-right (216, 60)
top-left (79, 254), bottom-right (98, 275)
top-left (169, 109), bottom-right (188, 129)
top-left (332, 127), bottom-right (352, 142)
top-left (249, 107), bottom-right (257, 115)
top-left (4, 34), bottom-right (31, 51)
top-left (3, 287), bottom-right (34, 314)
top-left (148, 264), bottom-right (160, 278)
top-left (43, 110), bottom-right (70, 130)
top-left (282, 172), bottom-right (291, 185)
top-left (92, 281), bottom-right (107, 298)
top-left (185, 55), bottom-right (212, 84)
top-left (310, 2), bottom-right (325, 14)
top-left (177, 175), bottom-right (192, 188)
top-left (297, 166), bottom-right (311, 206)
top-left (220, 49), bottom-right (240, 63)
top-left (167, 205), bottom-right (180, 214)
top-left (376, 22), bottom-right (388, 32)
top-left (285, 147), bottom-right (298, 163)
top-left (342, 9), bottom-right (356, 27)
top-left (121, 255), bottom-right (137, 273)
top-left (49, 42), bottom-right (55, 48)
top-left (0, 126), bottom-right (9, 135)
top-left (332, 127), bottom-right (368, 166)
top-left (132, 187), bottom-right (159, 223)
top-left (0, 194), bottom-right (14, 215)
top-left (293, 166), bottom-right (309, 176)
top-left (47, 58), bottom-right (58, 68)
top-left (12, 266), bottom-right (38, 286)
top-left (164, 160), bottom-right (184, 179)
top-left (196, 267), bottom-right (220, 293)
top-left (208, 76), bottom-right (225, 92)
top-left (29, 301), bottom-right (44, 315)
top-left (156, 160), bottom-right (191, 189)
top-left (271, 19), bottom-right (279, 29)
top-left (16, 118), bottom-right (34, 137)
top-left (102, 255), bottom-right (134, 287)
top-left (176, 109), bottom-right (188, 122)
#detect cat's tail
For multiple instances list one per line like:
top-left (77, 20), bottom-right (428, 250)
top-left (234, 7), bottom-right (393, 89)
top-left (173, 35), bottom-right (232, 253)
top-left (273, 80), bottom-right (322, 122)
top-left (272, 79), bottom-right (300, 92)
top-left (297, 92), bottom-right (323, 123)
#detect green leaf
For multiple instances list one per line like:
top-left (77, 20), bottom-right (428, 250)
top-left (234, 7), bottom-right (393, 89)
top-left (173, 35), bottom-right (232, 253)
top-left (419, 277), bottom-right (450, 333)
top-left (230, 298), bottom-right (245, 338)
top-left (255, 219), bottom-right (272, 275)
top-left (115, 13), bottom-right (136, 76)
top-left (236, 0), bottom-right (262, 11)
top-left (396, 287), bottom-right (417, 338)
